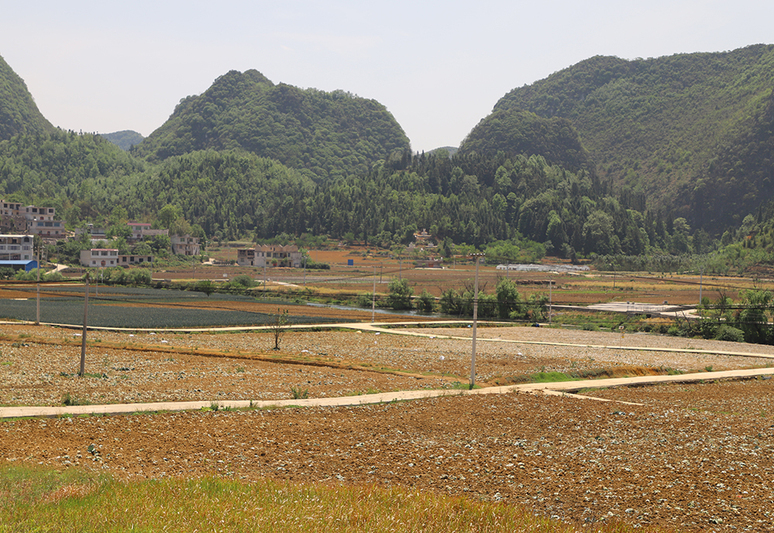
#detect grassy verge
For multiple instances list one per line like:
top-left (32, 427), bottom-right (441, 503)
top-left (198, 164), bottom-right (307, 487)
top-left (0, 463), bottom-right (655, 533)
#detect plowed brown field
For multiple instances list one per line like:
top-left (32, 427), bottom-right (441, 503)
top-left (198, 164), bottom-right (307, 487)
top-left (2, 322), bottom-right (774, 531)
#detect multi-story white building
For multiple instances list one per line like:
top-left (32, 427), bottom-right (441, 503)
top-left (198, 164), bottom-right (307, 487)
top-left (0, 234), bottom-right (33, 261)
top-left (0, 200), bottom-right (65, 240)
top-left (28, 218), bottom-right (66, 239)
top-left (237, 244), bottom-right (302, 268)
top-left (171, 234), bottom-right (201, 256)
top-left (79, 248), bottom-right (154, 268)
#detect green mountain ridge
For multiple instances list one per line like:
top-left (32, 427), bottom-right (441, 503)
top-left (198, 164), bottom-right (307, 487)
top-left (132, 69), bottom-right (410, 180)
top-left (458, 108), bottom-right (591, 172)
top-left (100, 130), bottom-right (145, 151)
top-left (487, 44), bottom-right (774, 234)
top-left (0, 54), bottom-right (55, 141)
top-left (3, 46), bottom-right (774, 260)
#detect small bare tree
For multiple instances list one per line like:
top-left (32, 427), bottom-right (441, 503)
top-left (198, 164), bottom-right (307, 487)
top-left (272, 309), bottom-right (289, 350)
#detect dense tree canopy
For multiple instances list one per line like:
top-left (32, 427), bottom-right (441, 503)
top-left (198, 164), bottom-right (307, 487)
top-left (132, 70), bottom-right (410, 180)
top-left (0, 54), bottom-right (54, 141)
top-left (492, 44), bottom-right (774, 233)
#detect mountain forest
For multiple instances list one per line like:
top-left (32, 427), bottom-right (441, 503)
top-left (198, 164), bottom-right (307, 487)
top-left (2, 45), bottom-right (774, 266)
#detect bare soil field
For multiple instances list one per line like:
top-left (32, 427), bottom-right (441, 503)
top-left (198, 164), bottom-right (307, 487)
top-left (154, 245), bottom-right (759, 306)
top-left (2, 322), bottom-right (774, 531)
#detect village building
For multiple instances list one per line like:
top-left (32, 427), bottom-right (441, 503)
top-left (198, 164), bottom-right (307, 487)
top-left (79, 248), bottom-right (119, 268)
top-left (79, 248), bottom-right (154, 268)
top-left (127, 222), bottom-right (169, 243)
top-left (0, 234), bottom-right (34, 262)
top-left (171, 234), bottom-right (201, 256)
top-left (0, 200), bottom-right (65, 240)
top-left (118, 254), bottom-right (154, 266)
top-left (237, 244), bottom-right (302, 268)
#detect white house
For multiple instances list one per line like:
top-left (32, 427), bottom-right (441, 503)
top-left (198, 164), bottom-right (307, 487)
top-left (0, 234), bottom-right (33, 261)
top-left (237, 244), bottom-right (302, 268)
top-left (171, 234), bottom-right (201, 256)
top-left (79, 248), bottom-right (119, 268)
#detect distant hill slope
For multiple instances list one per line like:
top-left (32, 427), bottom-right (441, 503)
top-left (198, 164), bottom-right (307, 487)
top-left (132, 70), bottom-right (410, 180)
top-left (0, 130), bottom-right (145, 203)
top-left (459, 109), bottom-right (591, 172)
top-left (0, 54), bottom-right (55, 141)
top-left (100, 130), bottom-right (144, 150)
top-left (488, 44), bottom-right (774, 233)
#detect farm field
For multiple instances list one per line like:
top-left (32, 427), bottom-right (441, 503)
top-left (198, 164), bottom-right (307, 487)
top-left (159, 246), bottom-right (762, 306)
top-left (0, 284), bottom-right (428, 327)
top-left (2, 320), bottom-right (774, 530)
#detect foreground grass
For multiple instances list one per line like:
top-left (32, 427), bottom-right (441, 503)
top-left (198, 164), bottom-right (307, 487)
top-left (0, 464), bottom-right (658, 533)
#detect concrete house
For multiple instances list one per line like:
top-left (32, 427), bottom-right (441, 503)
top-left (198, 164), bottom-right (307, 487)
top-left (171, 234), bottom-right (201, 256)
top-left (0, 234), bottom-right (33, 261)
top-left (0, 200), bottom-right (65, 240)
top-left (79, 248), bottom-right (119, 267)
top-left (237, 244), bottom-right (302, 268)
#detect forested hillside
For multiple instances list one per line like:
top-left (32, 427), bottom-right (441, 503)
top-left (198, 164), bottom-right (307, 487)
top-left (0, 130), bottom-right (146, 223)
top-left (100, 130), bottom-right (144, 151)
top-left (132, 70), bottom-right (410, 180)
top-left (2, 128), bottom-right (684, 256)
top-left (121, 149), bottom-right (680, 255)
top-left (4, 47), bottom-right (774, 263)
top-left (489, 44), bottom-right (774, 233)
top-left (458, 109), bottom-right (591, 172)
top-left (0, 55), bottom-right (54, 141)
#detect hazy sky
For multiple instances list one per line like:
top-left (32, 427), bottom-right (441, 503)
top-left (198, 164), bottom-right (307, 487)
top-left (2, 1), bottom-right (773, 152)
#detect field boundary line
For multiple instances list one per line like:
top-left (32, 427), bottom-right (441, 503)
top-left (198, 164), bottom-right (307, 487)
top-left (2, 367), bottom-right (773, 419)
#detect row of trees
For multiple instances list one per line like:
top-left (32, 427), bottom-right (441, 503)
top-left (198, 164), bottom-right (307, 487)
top-left (378, 277), bottom-right (549, 321)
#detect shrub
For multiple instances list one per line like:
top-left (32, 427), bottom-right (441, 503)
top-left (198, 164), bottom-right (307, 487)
top-left (439, 288), bottom-right (462, 315)
top-left (386, 278), bottom-right (413, 310)
top-left (231, 274), bottom-right (256, 288)
top-left (356, 293), bottom-right (373, 308)
top-left (196, 280), bottom-right (215, 297)
top-left (714, 325), bottom-right (745, 343)
top-left (43, 271), bottom-right (64, 282)
top-left (495, 278), bottom-right (521, 319)
top-left (416, 289), bottom-right (435, 313)
top-left (127, 268), bottom-right (152, 286)
top-left (290, 386), bottom-right (309, 399)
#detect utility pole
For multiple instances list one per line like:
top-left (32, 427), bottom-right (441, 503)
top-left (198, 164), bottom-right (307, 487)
top-left (470, 253), bottom-right (485, 388)
top-left (699, 266), bottom-right (704, 306)
top-left (371, 265), bottom-right (377, 323)
top-left (79, 274), bottom-right (89, 376)
top-left (34, 226), bottom-right (40, 325)
top-left (549, 280), bottom-right (553, 325)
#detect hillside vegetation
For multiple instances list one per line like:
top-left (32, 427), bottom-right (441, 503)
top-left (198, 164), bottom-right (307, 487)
top-left (132, 70), bottom-right (410, 180)
top-left (100, 130), bottom-right (144, 150)
top-left (458, 109), bottom-right (591, 172)
top-left (488, 44), bottom-right (774, 233)
top-left (3, 47), bottom-right (774, 265)
top-left (0, 55), bottom-right (54, 141)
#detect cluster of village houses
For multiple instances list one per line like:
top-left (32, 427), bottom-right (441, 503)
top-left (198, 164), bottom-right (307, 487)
top-left (0, 199), bottom-right (305, 273)
top-left (2, 199), bottom-right (443, 274)
top-left (0, 199), bottom-right (204, 272)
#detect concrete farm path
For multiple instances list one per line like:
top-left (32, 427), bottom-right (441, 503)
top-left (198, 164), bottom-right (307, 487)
top-left (3, 319), bottom-right (774, 418)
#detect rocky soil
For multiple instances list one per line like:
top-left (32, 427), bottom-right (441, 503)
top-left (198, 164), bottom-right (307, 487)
top-left (2, 323), bottom-right (774, 531)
